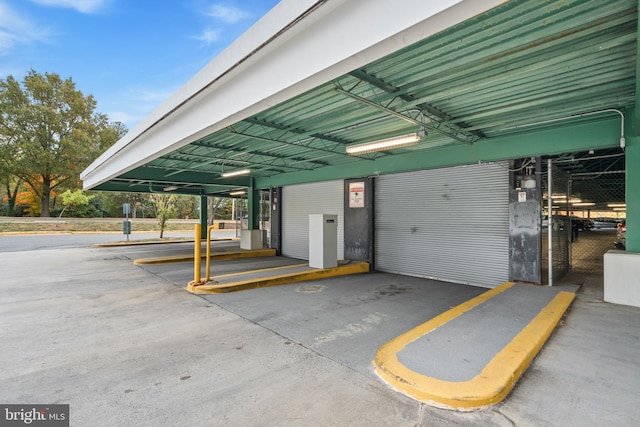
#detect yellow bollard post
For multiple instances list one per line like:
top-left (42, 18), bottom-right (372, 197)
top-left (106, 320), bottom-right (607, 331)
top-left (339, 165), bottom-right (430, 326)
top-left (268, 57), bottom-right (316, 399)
top-left (205, 225), bottom-right (216, 282)
top-left (193, 223), bottom-right (201, 284)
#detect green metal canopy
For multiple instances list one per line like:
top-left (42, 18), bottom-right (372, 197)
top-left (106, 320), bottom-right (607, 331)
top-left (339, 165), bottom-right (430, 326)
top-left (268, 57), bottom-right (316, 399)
top-left (86, 0), bottom-right (636, 197)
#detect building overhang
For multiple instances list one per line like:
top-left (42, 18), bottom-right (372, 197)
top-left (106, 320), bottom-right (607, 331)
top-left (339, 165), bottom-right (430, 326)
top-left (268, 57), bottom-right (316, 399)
top-left (81, 0), bottom-right (636, 200)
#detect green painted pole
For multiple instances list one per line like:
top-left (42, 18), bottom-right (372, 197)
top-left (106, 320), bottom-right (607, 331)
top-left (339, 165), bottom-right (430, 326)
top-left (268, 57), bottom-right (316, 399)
top-left (199, 196), bottom-right (208, 240)
top-left (625, 136), bottom-right (639, 253)
top-left (247, 178), bottom-right (260, 230)
top-left (628, 1), bottom-right (640, 252)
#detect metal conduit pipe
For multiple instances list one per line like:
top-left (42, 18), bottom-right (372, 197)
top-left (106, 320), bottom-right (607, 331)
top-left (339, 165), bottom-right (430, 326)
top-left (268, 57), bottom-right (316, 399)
top-left (498, 109), bottom-right (626, 150)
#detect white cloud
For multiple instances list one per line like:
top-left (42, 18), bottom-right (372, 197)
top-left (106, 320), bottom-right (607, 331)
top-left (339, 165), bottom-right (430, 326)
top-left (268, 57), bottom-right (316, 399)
top-left (132, 87), bottom-right (175, 105)
top-left (193, 3), bottom-right (251, 46)
top-left (205, 3), bottom-right (250, 24)
top-left (28, 0), bottom-right (110, 14)
top-left (0, 1), bottom-right (52, 55)
top-left (193, 28), bottom-right (220, 45)
top-left (105, 86), bottom-right (177, 129)
top-left (0, 29), bottom-right (17, 54)
top-left (106, 111), bottom-right (140, 127)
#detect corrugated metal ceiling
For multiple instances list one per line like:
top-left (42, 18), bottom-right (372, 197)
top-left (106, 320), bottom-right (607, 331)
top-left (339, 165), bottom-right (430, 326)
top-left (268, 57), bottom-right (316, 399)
top-left (97, 0), bottom-right (637, 196)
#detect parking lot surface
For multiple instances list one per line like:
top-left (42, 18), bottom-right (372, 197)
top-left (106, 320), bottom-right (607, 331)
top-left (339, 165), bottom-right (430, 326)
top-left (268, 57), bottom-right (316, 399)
top-left (1, 239), bottom-right (639, 426)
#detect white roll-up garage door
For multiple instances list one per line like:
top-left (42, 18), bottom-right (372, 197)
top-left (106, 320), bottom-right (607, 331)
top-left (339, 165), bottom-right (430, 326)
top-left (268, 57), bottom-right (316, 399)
top-left (375, 162), bottom-right (509, 288)
top-left (282, 180), bottom-right (344, 260)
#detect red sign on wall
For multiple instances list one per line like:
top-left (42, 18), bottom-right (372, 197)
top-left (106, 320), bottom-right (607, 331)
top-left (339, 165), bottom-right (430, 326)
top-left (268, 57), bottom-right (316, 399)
top-left (349, 182), bottom-right (365, 208)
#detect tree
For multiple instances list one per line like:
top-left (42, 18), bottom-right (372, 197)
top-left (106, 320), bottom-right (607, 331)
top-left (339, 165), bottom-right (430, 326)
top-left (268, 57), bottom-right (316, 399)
top-left (14, 189), bottom-right (39, 216)
top-left (175, 195), bottom-right (198, 219)
top-left (0, 70), bottom-right (126, 217)
top-left (207, 197), bottom-right (235, 223)
top-left (59, 189), bottom-right (94, 217)
top-left (92, 191), bottom-right (155, 218)
top-left (0, 171), bottom-right (21, 215)
top-left (150, 194), bottom-right (178, 238)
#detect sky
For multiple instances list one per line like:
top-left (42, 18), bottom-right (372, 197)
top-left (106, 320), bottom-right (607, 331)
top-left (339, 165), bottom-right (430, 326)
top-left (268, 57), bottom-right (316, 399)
top-left (0, 0), bottom-right (280, 130)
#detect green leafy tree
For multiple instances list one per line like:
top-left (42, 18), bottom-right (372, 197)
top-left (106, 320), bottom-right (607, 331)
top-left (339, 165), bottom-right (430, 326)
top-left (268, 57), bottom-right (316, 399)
top-left (0, 170), bottom-right (22, 215)
top-left (92, 191), bottom-right (149, 218)
top-left (175, 195), bottom-right (198, 219)
top-left (0, 70), bottom-right (126, 217)
top-left (150, 194), bottom-right (178, 238)
top-left (59, 189), bottom-right (94, 217)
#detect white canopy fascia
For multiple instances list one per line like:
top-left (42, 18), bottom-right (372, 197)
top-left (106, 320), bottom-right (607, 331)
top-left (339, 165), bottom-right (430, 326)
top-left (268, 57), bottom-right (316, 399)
top-left (81, 0), bottom-right (505, 190)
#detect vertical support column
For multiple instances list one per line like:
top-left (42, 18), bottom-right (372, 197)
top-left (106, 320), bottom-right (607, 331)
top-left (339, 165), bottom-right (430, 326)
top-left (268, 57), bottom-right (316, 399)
top-left (344, 178), bottom-right (374, 267)
top-left (547, 159), bottom-right (553, 287)
top-left (567, 175), bottom-right (573, 269)
top-left (199, 195), bottom-right (208, 240)
top-left (247, 178), bottom-right (260, 230)
top-left (630, 0), bottom-right (640, 252)
top-left (270, 187), bottom-right (282, 254)
top-left (508, 159), bottom-right (542, 284)
top-left (240, 179), bottom-right (263, 250)
top-left (634, 0), bottom-right (640, 133)
top-left (626, 135), bottom-right (640, 252)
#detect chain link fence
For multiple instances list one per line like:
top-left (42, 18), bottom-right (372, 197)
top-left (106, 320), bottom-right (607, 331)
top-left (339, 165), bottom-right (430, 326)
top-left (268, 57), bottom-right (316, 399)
top-left (568, 170), bottom-right (625, 274)
top-left (543, 152), bottom-right (625, 281)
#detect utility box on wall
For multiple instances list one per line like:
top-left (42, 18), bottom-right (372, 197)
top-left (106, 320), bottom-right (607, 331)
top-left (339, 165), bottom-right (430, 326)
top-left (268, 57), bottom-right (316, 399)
top-left (309, 214), bottom-right (338, 269)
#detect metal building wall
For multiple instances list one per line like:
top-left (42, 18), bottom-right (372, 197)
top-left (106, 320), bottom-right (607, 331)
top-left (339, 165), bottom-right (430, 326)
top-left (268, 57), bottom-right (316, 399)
top-left (282, 180), bottom-right (345, 260)
top-left (375, 163), bottom-right (509, 288)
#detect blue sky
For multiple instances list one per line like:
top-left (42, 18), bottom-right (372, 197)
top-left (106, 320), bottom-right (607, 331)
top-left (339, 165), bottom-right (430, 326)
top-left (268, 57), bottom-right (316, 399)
top-left (0, 0), bottom-right (279, 129)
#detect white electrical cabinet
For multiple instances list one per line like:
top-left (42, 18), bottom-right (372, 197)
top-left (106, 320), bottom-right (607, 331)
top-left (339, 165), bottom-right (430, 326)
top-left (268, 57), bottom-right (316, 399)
top-left (309, 214), bottom-right (338, 268)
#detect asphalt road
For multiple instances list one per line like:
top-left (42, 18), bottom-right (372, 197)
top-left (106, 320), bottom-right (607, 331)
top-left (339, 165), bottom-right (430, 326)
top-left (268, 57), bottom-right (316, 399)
top-left (0, 231), bottom-right (233, 252)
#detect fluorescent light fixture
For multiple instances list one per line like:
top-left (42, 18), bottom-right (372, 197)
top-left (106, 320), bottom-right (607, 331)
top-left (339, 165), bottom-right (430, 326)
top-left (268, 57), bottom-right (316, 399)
top-left (613, 208), bottom-right (626, 211)
top-left (571, 202), bottom-right (595, 207)
top-left (608, 203), bottom-right (626, 208)
top-left (229, 190), bottom-right (246, 196)
top-left (346, 132), bottom-right (422, 155)
top-left (552, 198), bottom-right (582, 203)
top-left (163, 185), bottom-right (177, 191)
top-left (221, 169), bottom-right (250, 178)
top-left (549, 197), bottom-right (582, 203)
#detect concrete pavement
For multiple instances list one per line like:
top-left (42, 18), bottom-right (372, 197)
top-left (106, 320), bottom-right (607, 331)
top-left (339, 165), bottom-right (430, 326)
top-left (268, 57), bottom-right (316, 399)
top-left (131, 241), bottom-right (576, 409)
top-left (1, 241), bottom-right (639, 426)
top-left (0, 247), bottom-right (418, 426)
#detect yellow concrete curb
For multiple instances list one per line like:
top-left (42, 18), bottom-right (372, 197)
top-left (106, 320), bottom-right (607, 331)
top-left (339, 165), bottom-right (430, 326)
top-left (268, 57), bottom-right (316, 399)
top-left (134, 248), bottom-right (276, 265)
top-left (373, 283), bottom-right (575, 410)
top-left (187, 261), bottom-right (370, 294)
top-left (210, 263), bottom-right (309, 279)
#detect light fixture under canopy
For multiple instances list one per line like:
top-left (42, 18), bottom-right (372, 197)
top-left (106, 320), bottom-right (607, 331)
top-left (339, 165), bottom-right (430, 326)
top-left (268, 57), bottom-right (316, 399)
top-left (345, 131), bottom-right (424, 155)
